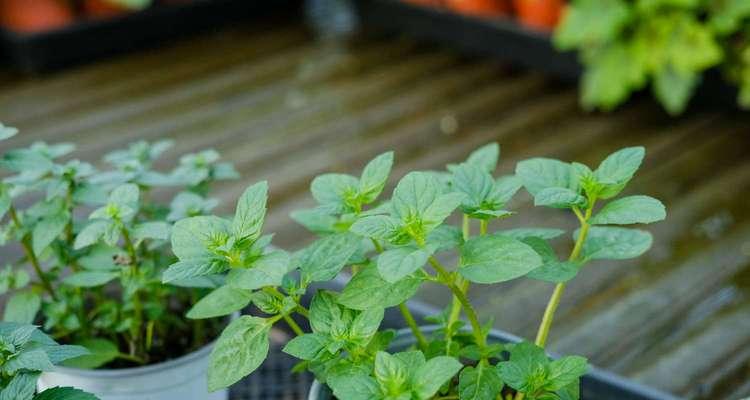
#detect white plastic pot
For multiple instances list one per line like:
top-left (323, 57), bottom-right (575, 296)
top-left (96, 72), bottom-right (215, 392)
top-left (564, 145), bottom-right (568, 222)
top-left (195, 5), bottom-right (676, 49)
top-left (37, 341), bottom-right (227, 400)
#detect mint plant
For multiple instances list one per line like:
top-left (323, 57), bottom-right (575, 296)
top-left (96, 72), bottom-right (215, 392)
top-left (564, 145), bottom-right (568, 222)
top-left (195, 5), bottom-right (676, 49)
top-left (168, 143), bottom-right (665, 399)
top-left (0, 124), bottom-right (237, 369)
top-left (555, 0), bottom-right (750, 114)
top-left (0, 322), bottom-right (98, 400)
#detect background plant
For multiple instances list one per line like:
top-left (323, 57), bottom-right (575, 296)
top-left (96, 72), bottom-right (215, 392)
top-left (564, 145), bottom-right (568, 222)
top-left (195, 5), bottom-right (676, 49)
top-left (168, 143), bottom-right (665, 399)
top-left (0, 322), bottom-right (98, 400)
top-left (555, 0), bottom-right (750, 115)
top-left (0, 123), bottom-right (237, 368)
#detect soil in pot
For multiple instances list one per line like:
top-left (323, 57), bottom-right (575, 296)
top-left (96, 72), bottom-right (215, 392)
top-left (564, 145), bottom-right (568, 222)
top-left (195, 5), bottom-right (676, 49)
top-left (0, 0), bottom-right (74, 32)
top-left (512, 0), bottom-right (563, 30)
top-left (446, 0), bottom-right (509, 17)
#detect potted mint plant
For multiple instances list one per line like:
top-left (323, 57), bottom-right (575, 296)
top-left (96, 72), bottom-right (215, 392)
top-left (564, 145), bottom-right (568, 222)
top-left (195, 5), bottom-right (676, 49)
top-left (0, 322), bottom-right (99, 399)
top-left (0, 124), bottom-right (238, 400)
top-left (168, 141), bottom-right (667, 399)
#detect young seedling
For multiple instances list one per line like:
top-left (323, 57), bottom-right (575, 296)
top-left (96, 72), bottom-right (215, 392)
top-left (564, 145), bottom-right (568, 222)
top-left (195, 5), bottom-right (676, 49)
top-left (0, 322), bottom-right (98, 399)
top-left (0, 125), bottom-right (238, 369)
top-left (169, 143), bottom-right (665, 399)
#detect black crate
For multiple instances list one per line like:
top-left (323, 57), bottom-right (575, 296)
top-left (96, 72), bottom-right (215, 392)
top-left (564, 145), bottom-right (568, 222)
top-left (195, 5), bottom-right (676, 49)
top-left (0, 0), bottom-right (301, 73)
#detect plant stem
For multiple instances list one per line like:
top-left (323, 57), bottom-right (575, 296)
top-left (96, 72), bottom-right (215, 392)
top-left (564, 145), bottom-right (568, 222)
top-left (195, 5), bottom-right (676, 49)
top-left (479, 219), bottom-right (488, 235)
top-left (399, 303), bottom-right (428, 350)
top-left (429, 256), bottom-right (486, 350)
top-left (533, 205), bottom-right (593, 348)
top-left (8, 206), bottom-right (57, 300)
top-left (121, 226), bottom-right (144, 357)
top-left (283, 314), bottom-right (304, 336)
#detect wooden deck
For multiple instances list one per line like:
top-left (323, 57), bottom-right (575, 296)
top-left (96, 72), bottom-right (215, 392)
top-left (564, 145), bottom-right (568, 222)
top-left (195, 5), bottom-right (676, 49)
top-left (1, 19), bottom-right (749, 399)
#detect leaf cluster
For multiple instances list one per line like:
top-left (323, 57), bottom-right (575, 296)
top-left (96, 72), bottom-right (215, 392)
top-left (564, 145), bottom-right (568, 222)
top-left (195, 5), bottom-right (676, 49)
top-left (174, 142), bottom-right (665, 399)
top-left (0, 322), bottom-right (98, 400)
top-left (555, 0), bottom-right (750, 114)
top-left (0, 127), bottom-right (237, 369)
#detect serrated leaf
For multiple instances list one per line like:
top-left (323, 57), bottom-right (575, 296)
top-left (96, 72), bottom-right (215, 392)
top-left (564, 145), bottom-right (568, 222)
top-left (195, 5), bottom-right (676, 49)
top-left (63, 271), bottom-right (119, 288)
top-left (526, 261), bottom-right (581, 283)
top-left (0, 372), bottom-right (37, 400)
top-left (349, 308), bottom-right (384, 342)
top-left (534, 187), bottom-right (587, 209)
top-left (581, 226), bottom-right (653, 260)
top-left (77, 245), bottom-right (122, 271)
top-left (4, 348), bottom-right (53, 373)
top-left (465, 143), bottom-right (500, 173)
top-left (309, 291), bottom-right (346, 335)
top-left (208, 316), bottom-right (270, 391)
top-left (452, 163), bottom-right (495, 212)
top-left (32, 212), bottom-right (69, 256)
top-left (423, 192), bottom-right (465, 230)
top-left (460, 235), bottom-right (542, 284)
top-left (350, 215), bottom-right (403, 242)
top-left (374, 351), bottom-right (409, 392)
top-left (458, 362), bottom-right (503, 400)
top-left (338, 265), bottom-right (422, 310)
top-left (227, 250), bottom-right (291, 290)
top-left (74, 220), bottom-right (110, 250)
top-left (298, 233), bottom-right (360, 282)
top-left (590, 195), bottom-right (666, 225)
top-left (109, 184), bottom-right (139, 211)
top-left (594, 147), bottom-right (644, 190)
top-left (311, 173), bottom-right (360, 213)
top-left (34, 387), bottom-right (100, 400)
top-left (515, 158), bottom-right (571, 196)
top-left (133, 221), bottom-right (171, 242)
top-left (498, 228), bottom-right (565, 240)
top-left (42, 344), bottom-right (89, 364)
top-left (290, 208), bottom-right (337, 234)
top-left (413, 356), bottom-right (463, 399)
top-left (328, 371), bottom-right (381, 400)
top-left (187, 286), bottom-right (253, 319)
top-left (359, 151), bottom-right (394, 204)
top-left (233, 181), bottom-right (268, 241)
top-left (377, 246), bottom-right (431, 283)
top-left (391, 172), bottom-right (440, 221)
top-left (62, 339), bottom-right (118, 369)
top-left (162, 259), bottom-right (227, 283)
top-left (283, 333), bottom-right (330, 360)
top-left (3, 291), bottom-right (40, 324)
top-left (171, 216), bottom-right (231, 261)
top-left (547, 356), bottom-right (589, 390)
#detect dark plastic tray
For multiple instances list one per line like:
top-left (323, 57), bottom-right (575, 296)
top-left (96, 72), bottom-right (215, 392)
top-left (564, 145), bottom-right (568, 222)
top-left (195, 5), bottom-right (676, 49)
top-left (0, 0), bottom-right (301, 73)
top-left (299, 278), bottom-right (683, 400)
top-left (351, 0), bottom-right (738, 110)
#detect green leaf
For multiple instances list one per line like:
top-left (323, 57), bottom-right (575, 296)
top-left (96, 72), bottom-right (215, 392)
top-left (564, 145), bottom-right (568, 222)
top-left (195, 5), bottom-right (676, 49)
top-left (709, 0), bottom-right (750, 34)
top-left (32, 212), bottom-right (69, 256)
top-left (0, 149), bottom-right (53, 173)
top-left (133, 221), bottom-right (171, 242)
top-left (73, 220), bottom-right (110, 250)
top-left (0, 372), bottom-right (38, 400)
top-left (187, 286), bottom-right (253, 319)
top-left (488, 175), bottom-right (522, 205)
top-left (391, 172), bottom-right (440, 221)
top-left (162, 259), bottom-right (227, 283)
top-left (527, 261), bottom-right (581, 283)
top-left (581, 227), bottom-right (653, 260)
top-left (328, 371), bottom-right (381, 400)
top-left (496, 342), bottom-right (549, 391)
top-left (374, 351), bottom-right (409, 393)
top-left (339, 265), bottom-right (422, 310)
top-left (580, 43), bottom-right (647, 112)
top-left (350, 215), bottom-right (403, 242)
top-left (377, 246), bottom-right (431, 283)
top-left (170, 216), bottom-right (231, 261)
top-left (427, 225), bottom-right (464, 252)
top-left (458, 362), bottom-right (504, 400)
top-left (423, 192), bottom-right (465, 230)
top-left (282, 333), bottom-right (330, 360)
top-left (208, 316), bottom-right (270, 391)
top-left (498, 228), bottom-right (565, 240)
top-left (0, 185), bottom-right (10, 221)
top-left (233, 182), bottom-right (268, 241)
top-left (594, 147), bottom-right (644, 190)
top-left (590, 195), bottom-right (666, 225)
top-left (533, 187), bottom-right (587, 209)
top-left (653, 66), bottom-right (698, 116)
top-left (460, 235), bottom-right (543, 284)
top-left (43, 344), bottom-right (90, 364)
top-left (515, 159), bottom-right (571, 196)
top-left (547, 356), bottom-right (589, 390)
top-left (309, 291), bottom-right (346, 335)
top-left (452, 163), bottom-right (495, 212)
top-left (349, 308), bottom-right (384, 341)
top-left (3, 291), bottom-right (40, 324)
top-left (34, 387), bottom-right (100, 400)
top-left (4, 348), bottom-right (53, 373)
top-left (109, 184), bottom-right (139, 211)
top-left (360, 151), bottom-right (394, 204)
top-left (298, 233), bottom-right (360, 282)
top-left (465, 143), bottom-right (500, 173)
top-left (413, 356), bottom-right (463, 399)
top-left (0, 124), bottom-right (18, 141)
top-left (290, 208), bottom-right (337, 234)
top-left (311, 173), bottom-right (360, 213)
top-left (77, 245), bottom-right (122, 271)
top-left (554, 0), bottom-right (631, 49)
top-left (63, 271), bottom-right (119, 288)
top-left (61, 339), bottom-right (119, 369)
top-left (227, 250), bottom-right (291, 290)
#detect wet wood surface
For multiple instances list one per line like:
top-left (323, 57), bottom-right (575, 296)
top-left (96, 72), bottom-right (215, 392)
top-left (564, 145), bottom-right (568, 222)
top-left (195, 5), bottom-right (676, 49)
top-left (1, 19), bottom-right (749, 399)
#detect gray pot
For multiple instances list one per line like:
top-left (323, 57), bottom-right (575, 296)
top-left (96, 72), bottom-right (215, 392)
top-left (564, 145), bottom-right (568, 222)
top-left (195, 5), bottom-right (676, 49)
top-left (306, 326), bottom-right (683, 400)
top-left (37, 341), bottom-right (227, 400)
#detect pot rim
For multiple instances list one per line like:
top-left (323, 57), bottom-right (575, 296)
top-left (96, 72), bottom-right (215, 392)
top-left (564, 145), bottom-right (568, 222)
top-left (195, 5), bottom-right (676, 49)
top-left (48, 337), bottom-right (216, 378)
